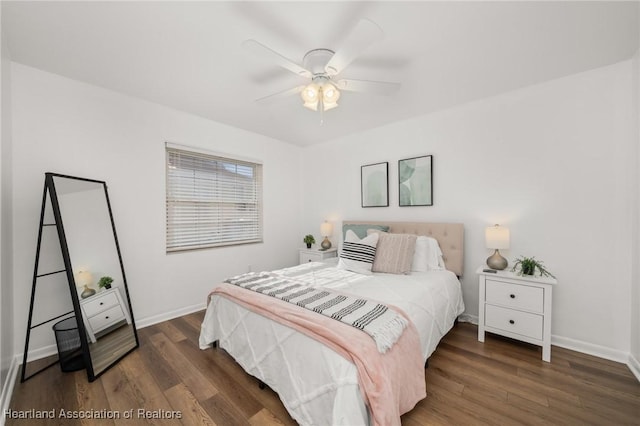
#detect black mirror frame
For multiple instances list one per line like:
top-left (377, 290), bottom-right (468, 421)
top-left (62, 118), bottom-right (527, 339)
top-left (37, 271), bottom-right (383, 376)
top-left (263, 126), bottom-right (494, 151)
top-left (21, 172), bottom-right (139, 383)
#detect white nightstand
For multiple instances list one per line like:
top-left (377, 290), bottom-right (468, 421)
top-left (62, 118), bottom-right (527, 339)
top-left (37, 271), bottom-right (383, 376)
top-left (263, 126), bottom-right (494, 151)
top-left (299, 247), bottom-right (338, 264)
top-left (80, 287), bottom-right (132, 343)
top-left (477, 266), bottom-right (556, 362)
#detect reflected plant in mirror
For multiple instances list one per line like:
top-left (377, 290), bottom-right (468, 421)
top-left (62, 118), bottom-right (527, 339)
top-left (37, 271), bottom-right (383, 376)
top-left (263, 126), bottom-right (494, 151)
top-left (98, 276), bottom-right (113, 290)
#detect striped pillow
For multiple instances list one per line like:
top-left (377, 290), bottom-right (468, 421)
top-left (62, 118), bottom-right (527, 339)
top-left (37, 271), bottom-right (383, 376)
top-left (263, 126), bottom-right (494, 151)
top-left (337, 230), bottom-right (379, 275)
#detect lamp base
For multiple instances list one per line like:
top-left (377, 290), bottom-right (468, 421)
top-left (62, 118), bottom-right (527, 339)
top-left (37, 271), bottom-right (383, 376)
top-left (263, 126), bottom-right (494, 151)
top-left (486, 249), bottom-right (508, 270)
top-left (320, 237), bottom-right (332, 251)
top-left (81, 285), bottom-right (96, 299)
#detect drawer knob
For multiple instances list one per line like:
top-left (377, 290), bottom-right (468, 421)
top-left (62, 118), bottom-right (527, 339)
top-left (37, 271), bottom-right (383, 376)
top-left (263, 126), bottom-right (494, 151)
top-left (509, 294), bottom-right (516, 299)
top-left (509, 319), bottom-right (515, 324)
top-left (105, 316), bottom-right (110, 319)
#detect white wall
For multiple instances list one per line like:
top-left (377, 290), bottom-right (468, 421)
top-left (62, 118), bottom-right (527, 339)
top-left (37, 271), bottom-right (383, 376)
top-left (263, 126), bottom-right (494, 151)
top-left (11, 63), bottom-right (303, 352)
top-left (0, 6), bottom-right (15, 409)
top-left (301, 60), bottom-right (635, 357)
top-left (631, 48), bottom-right (640, 375)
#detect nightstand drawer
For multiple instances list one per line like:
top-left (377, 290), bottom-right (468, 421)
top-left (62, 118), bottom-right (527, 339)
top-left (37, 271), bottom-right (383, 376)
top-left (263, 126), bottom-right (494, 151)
top-left (88, 305), bottom-right (126, 332)
top-left (486, 280), bottom-right (543, 313)
top-left (300, 253), bottom-right (317, 263)
top-left (82, 292), bottom-right (119, 316)
top-left (485, 304), bottom-right (543, 340)
top-left (298, 248), bottom-right (337, 265)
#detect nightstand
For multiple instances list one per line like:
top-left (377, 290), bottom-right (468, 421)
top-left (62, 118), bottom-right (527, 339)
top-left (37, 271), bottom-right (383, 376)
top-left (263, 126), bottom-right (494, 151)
top-left (80, 287), bottom-right (132, 343)
top-left (299, 247), bottom-right (338, 264)
top-left (477, 266), bottom-right (556, 362)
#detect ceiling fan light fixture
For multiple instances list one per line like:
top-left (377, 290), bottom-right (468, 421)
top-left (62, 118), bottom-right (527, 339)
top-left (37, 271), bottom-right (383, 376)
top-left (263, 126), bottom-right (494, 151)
top-left (322, 101), bottom-right (339, 111)
top-left (322, 83), bottom-right (340, 104)
top-left (300, 81), bottom-right (340, 113)
top-left (303, 100), bottom-right (319, 111)
top-left (302, 83), bottom-right (321, 103)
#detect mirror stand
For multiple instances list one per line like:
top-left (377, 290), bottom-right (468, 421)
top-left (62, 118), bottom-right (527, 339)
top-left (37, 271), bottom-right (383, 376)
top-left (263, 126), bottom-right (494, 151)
top-left (21, 172), bottom-right (139, 382)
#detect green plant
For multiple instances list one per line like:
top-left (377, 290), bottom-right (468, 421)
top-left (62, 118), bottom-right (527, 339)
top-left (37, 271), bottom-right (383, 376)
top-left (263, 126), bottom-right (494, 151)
top-left (98, 276), bottom-right (114, 289)
top-left (303, 234), bottom-right (315, 245)
top-left (511, 256), bottom-right (555, 278)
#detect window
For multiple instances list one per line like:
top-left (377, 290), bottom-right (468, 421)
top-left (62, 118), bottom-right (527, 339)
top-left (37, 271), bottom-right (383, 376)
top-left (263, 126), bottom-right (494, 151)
top-left (166, 145), bottom-right (263, 252)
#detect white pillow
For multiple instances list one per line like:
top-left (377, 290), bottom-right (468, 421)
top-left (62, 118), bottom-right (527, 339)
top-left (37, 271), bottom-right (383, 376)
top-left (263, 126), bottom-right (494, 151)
top-left (412, 236), bottom-right (445, 272)
top-left (337, 230), bottom-right (379, 275)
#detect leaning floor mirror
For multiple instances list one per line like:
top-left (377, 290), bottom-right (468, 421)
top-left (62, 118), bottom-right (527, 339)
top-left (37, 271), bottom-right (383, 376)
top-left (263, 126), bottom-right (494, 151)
top-left (21, 172), bottom-right (138, 382)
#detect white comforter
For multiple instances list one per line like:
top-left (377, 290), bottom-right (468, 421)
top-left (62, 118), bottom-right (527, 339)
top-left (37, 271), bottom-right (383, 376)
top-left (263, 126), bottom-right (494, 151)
top-left (199, 260), bottom-right (465, 425)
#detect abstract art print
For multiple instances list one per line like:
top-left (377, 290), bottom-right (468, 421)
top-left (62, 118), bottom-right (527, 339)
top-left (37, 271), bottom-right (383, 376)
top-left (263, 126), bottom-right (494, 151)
top-left (399, 155), bottom-right (433, 206)
top-left (361, 162), bottom-right (389, 207)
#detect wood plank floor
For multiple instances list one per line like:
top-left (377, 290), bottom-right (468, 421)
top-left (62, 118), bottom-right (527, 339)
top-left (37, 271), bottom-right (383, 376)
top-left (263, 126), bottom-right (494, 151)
top-left (7, 312), bottom-right (640, 425)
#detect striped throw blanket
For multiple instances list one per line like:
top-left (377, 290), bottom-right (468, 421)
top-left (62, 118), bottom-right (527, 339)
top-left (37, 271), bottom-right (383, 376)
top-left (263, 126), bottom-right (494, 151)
top-left (225, 271), bottom-right (408, 353)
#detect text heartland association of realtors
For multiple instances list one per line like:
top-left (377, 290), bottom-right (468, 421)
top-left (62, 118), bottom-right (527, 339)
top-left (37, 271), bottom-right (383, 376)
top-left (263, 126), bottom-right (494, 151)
top-left (4, 408), bottom-right (182, 419)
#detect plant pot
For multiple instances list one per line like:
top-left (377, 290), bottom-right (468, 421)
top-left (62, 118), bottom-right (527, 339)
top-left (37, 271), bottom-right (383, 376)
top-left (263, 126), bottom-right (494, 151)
top-left (306, 243), bottom-right (312, 249)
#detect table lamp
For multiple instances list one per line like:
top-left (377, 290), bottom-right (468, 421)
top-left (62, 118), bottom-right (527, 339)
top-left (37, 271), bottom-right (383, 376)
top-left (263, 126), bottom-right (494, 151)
top-left (76, 269), bottom-right (96, 299)
top-left (320, 221), bottom-right (333, 250)
top-left (485, 224), bottom-right (509, 270)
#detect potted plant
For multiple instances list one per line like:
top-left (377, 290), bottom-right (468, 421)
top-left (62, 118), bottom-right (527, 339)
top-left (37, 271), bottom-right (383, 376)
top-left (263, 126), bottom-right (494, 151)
top-left (303, 234), bottom-right (315, 249)
top-left (511, 256), bottom-right (556, 278)
top-left (98, 276), bottom-right (114, 290)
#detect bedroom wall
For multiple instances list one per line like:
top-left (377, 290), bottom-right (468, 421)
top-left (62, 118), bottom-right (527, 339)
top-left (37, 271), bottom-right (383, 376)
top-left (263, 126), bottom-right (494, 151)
top-left (10, 63), bottom-right (303, 353)
top-left (301, 59), bottom-right (635, 359)
top-left (631, 49), bottom-right (640, 376)
top-left (0, 14), bottom-right (15, 410)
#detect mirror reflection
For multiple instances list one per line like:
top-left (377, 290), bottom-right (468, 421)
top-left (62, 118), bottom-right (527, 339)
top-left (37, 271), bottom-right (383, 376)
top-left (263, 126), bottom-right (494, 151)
top-left (53, 175), bottom-right (137, 378)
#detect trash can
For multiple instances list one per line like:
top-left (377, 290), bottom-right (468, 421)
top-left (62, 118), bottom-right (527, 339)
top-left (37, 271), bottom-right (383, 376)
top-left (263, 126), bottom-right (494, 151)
top-left (52, 317), bottom-right (85, 372)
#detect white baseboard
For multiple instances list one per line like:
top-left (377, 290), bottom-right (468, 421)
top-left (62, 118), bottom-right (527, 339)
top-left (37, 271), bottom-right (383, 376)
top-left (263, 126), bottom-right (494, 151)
top-left (13, 303), bottom-right (207, 367)
top-left (135, 302), bottom-right (207, 329)
top-left (551, 335), bottom-right (629, 364)
top-left (460, 312), bottom-right (637, 381)
top-left (628, 353), bottom-right (640, 382)
top-left (15, 344), bottom-right (58, 365)
top-left (1, 355), bottom-right (19, 426)
top-left (458, 313), bottom-right (478, 324)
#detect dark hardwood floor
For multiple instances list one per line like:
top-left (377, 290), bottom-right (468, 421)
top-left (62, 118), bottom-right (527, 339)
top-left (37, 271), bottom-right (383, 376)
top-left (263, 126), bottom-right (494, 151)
top-left (7, 312), bottom-right (640, 425)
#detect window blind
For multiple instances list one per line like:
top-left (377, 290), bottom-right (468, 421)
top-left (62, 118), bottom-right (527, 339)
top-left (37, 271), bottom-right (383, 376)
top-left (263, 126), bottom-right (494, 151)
top-left (166, 147), bottom-right (263, 252)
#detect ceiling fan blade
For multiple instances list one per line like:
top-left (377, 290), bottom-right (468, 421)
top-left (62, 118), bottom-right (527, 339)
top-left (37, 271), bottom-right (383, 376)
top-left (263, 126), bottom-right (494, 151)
top-left (336, 79), bottom-right (400, 95)
top-left (255, 85), bottom-right (305, 104)
top-left (243, 39), bottom-right (312, 78)
top-left (325, 19), bottom-right (384, 76)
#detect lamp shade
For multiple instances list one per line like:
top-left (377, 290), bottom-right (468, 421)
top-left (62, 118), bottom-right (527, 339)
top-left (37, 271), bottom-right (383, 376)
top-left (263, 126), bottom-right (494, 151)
top-left (301, 83), bottom-right (319, 110)
top-left (320, 221), bottom-right (333, 237)
top-left (76, 270), bottom-right (93, 287)
top-left (485, 225), bottom-right (510, 250)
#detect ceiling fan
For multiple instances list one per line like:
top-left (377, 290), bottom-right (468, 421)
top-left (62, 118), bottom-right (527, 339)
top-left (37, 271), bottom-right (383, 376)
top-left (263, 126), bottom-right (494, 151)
top-left (243, 18), bottom-right (400, 117)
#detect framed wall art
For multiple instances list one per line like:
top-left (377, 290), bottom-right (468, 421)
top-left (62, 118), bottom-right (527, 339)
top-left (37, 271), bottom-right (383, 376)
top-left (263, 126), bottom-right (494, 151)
top-left (399, 155), bottom-right (433, 206)
top-left (361, 162), bottom-right (389, 207)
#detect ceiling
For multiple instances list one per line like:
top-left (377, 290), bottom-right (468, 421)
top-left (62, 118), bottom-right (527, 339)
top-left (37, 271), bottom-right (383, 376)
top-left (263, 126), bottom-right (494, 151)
top-left (3, 1), bottom-right (638, 146)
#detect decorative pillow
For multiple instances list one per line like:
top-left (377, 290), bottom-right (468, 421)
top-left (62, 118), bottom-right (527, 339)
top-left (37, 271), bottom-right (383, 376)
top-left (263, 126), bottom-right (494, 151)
top-left (342, 224), bottom-right (390, 240)
top-left (412, 236), bottom-right (445, 272)
top-left (337, 230), bottom-right (379, 275)
top-left (371, 232), bottom-right (417, 275)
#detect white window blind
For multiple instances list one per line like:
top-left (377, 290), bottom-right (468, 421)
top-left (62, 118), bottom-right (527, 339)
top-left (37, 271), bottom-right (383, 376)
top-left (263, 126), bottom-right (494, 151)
top-left (166, 146), bottom-right (263, 252)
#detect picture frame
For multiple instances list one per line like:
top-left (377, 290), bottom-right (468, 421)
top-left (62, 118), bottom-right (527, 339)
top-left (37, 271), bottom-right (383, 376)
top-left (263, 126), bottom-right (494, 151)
top-left (399, 155), bottom-right (433, 206)
top-left (361, 162), bottom-right (389, 208)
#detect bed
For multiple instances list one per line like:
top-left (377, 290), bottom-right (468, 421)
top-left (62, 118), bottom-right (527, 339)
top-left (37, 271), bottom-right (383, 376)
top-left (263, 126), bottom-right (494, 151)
top-left (199, 221), bottom-right (465, 425)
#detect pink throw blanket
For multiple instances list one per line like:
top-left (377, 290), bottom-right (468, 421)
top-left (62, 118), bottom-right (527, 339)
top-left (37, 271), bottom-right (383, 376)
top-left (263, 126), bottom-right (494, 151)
top-left (209, 283), bottom-right (426, 426)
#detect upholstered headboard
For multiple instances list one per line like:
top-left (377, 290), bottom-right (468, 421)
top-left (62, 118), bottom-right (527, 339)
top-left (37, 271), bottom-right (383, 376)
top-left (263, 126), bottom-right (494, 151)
top-left (342, 221), bottom-right (465, 277)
